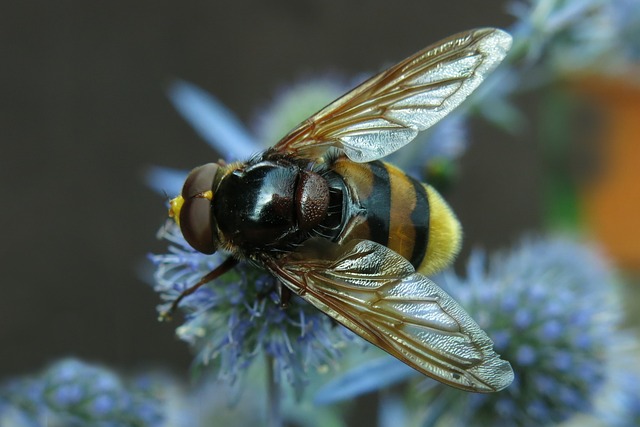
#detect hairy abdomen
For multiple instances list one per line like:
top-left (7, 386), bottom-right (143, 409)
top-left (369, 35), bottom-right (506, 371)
top-left (331, 158), bottom-right (461, 275)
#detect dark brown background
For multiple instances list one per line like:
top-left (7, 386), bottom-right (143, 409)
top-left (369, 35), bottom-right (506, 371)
top-left (1, 1), bottom-right (539, 382)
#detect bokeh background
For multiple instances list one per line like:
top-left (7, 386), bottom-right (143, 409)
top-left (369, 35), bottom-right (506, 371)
top-left (2, 1), bottom-right (639, 422)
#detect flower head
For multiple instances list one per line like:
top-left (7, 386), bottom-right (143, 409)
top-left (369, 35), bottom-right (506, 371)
top-left (415, 236), bottom-right (628, 426)
top-left (567, 338), bottom-right (640, 427)
top-left (0, 359), bottom-right (168, 427)
top-left (508, 0), bottom-right (616, 72)
top-left (507, 0), bottom-right (640, 77)
top-left (608, 0), bottom-right (640, 62)
top-left (0, 358), bottom-right (347, 427)
top-left (150, 223), bottom-right (354, 393)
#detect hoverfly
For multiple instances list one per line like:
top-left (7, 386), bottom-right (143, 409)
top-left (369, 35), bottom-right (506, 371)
top-left (165, 28), bottom-right (514, 392)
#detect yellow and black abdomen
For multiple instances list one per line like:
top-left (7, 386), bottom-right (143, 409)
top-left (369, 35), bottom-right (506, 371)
top-left (331, 158), bottom-right (462, 276)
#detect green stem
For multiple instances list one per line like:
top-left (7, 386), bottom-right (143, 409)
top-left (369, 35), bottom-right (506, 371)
top-left (266, 354), bottom-right (283, 427)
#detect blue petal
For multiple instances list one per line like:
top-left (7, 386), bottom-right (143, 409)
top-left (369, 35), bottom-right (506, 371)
top-left (553, 351), bottom-right (573, 370)
top-left (52, 383), bottom-right (83, 407)
top-left (527, 399), bottom-right (550, 421)
top-left (490, 329), bottom-right (510, 351)
top-left (49, 359), bottom-right (83, 382)
top-left (133, 401), bottom-right (164, 425)
top-left (90, 394), bottom-right (117, 415)
top-left (168, 80), bottom-right (259, 161)
top-left (514, 309), bottom-right (533, 329)
top-left (314, 356), bottom-right (416, 405)
top-left (495, 396), bottom-right (517, 418)
top-left (557, 384), bottom-right (583, 409)
top-left (540, 320), bottom-right (563, 341)
top-left (516, 344), bottom-right (536, 366)
top-left (144, 165), bottom-right (187, 197)
top-left (533, 374), bottom-right (557, 394)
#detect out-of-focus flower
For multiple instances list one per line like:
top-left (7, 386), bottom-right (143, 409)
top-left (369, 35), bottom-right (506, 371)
top-left (0, 358), bottom-right (347, 427)
top-left (497, 0), bottom-right (640, 98)
top-left (417, 237), bottom-right (630, 426)
top-left (564, 338), bottom-right (640, 427)
top-left (168, 80), bottom-right (257, 161)
top-left (609, 0), bottom-right (640, 62)
top-left (465, 0), bottom-right (640, 134)
top-left (507, 0), bottom-right (626, 75)
top-left (0, 359), bottom-right (170, 427)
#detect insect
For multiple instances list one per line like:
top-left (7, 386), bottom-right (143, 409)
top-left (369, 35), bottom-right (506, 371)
top-left (165, 28), bottom-right (514, 392)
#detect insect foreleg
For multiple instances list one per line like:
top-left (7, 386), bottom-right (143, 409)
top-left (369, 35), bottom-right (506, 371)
top-left (160, 256), bottom-right (239, 321)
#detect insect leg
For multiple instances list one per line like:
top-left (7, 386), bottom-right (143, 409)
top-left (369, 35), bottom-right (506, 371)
top-left (159, 256), bottom-right (239, 321)
top-left (279, 283), bottom-right (292, 308)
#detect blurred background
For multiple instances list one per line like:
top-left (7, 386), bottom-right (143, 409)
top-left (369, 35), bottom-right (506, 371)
top-left (1, 0), bottom-right (639, 425)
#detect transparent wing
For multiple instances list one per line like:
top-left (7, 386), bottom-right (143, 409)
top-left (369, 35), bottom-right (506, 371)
top-left (264, 238), bottom-right (514, 392)
top-left (272, 28), bottom-right (512, 162)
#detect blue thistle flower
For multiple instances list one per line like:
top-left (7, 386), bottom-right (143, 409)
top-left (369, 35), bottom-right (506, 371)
top-left (507, 0), bottom-right (639, 76)
top-left (608, 0), bottom-right (640, 62)
top-left (508, 0), bottom-right (609, 62)
top-left (461, 0), bottom-right (640, 135)
top-left (0, 359), bottom-right (169, 427)
top-left (566, 339), bottom-right (640, 427)
top-left (0, 357), bottom-right (348, 427)
top-left (413, 236), bottom-right (628, 426)
top-left (151, 222), bottom-right (355, 394)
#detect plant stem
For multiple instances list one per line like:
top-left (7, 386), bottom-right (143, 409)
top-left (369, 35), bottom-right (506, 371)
top-left (266, 354), bottom-right (283, 427)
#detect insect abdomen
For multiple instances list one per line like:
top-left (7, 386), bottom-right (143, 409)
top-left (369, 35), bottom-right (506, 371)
top-left (332, 158), bottom-right (461, 275)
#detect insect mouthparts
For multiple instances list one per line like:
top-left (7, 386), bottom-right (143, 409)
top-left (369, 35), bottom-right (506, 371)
top-left (168, 195), bottom-right (184, 225)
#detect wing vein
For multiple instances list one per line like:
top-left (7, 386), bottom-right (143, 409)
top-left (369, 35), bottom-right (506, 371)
top-left (271, 28), bottom-right (512, 163)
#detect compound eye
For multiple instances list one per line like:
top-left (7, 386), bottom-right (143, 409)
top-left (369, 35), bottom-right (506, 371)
top-left (182, 163), bottom-right (219, 199)
top-left (178, 163), bottom-right (220, 254)
top-left (180, 196), bottom-right (216, 254)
